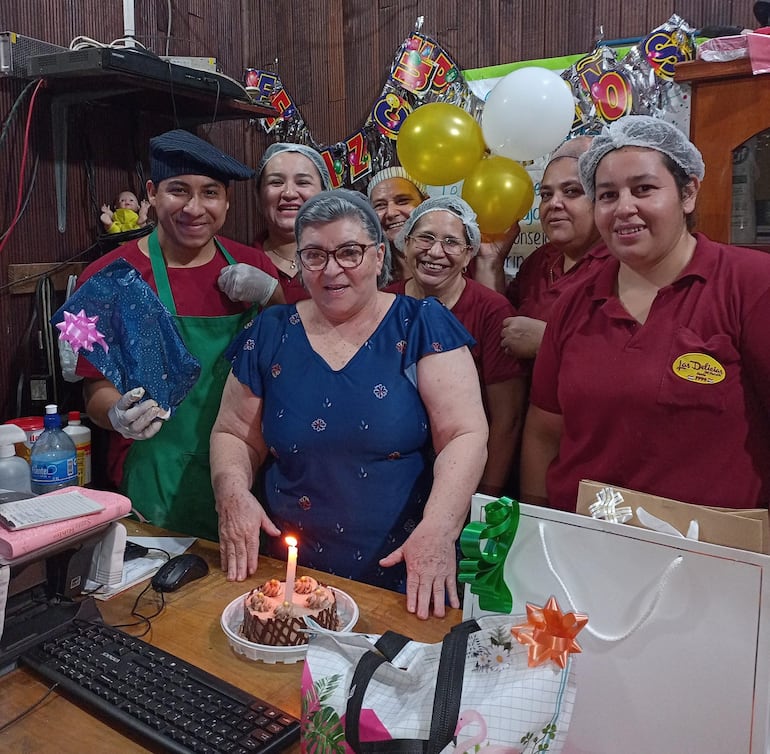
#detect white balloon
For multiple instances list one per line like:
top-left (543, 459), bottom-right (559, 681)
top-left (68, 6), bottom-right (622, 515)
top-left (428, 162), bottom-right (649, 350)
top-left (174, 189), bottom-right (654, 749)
top-left (482, 66), bottom-right (576, 161)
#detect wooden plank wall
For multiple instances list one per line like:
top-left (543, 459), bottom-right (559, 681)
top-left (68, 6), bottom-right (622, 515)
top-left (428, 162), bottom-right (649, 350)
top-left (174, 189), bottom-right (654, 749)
top-left (0, 0), bottom-right (757, 420)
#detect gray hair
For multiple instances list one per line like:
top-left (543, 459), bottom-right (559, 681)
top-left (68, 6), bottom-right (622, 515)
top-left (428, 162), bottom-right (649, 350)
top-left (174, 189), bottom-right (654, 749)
top-left (394, 195), bottom-right (481, 256)
top-left (256, 142), bottom-right (333, 191)
top-left (295, 189), bottom-right (390, 287)
top-left (578, 115), bottom-right (705, 200)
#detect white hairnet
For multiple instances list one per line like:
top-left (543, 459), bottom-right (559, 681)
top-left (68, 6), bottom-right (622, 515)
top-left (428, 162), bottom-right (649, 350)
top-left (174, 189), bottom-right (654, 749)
top-left (366, 167), bottom-right (428, 199)
top-left (578, 115), bottom-right (705, 200)
top-left (256, 142), bottom-right (333, 191)
top-left (545, 135), bottom-right (594, 168)
top-left (394, 196), bottom-right (481, 256)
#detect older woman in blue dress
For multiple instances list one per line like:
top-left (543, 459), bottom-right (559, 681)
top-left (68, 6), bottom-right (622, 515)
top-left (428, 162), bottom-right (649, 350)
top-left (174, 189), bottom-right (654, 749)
top-left (211, 189), bottom-right (488, 619)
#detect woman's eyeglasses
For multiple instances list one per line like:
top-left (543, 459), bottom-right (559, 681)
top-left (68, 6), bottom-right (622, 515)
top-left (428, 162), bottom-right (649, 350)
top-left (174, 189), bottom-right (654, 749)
top-left (407, 233), bottom-right (469, 255)
top-left (298, 242), bottom-right (377, 271)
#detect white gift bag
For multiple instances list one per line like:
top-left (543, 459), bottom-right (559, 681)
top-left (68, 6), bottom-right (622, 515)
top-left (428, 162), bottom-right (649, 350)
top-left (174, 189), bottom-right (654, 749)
top-left (302, 614), bottom-right (578, 753)
top-left (463, 496), bottom-right (770, 754)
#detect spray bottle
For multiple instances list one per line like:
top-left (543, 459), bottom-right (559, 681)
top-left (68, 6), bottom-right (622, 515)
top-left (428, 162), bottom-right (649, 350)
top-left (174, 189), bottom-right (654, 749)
top-left (0, 425), bottom-right (32, 493)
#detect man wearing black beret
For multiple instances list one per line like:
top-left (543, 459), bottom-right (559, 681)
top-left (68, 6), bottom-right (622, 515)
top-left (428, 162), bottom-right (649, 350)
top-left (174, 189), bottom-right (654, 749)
top-left (76, 129), bottom-right (284, 540)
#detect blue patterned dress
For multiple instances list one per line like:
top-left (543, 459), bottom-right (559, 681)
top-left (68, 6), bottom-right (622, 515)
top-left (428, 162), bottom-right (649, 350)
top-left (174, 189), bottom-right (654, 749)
top-left (227, 295), bottom-right (475, 590)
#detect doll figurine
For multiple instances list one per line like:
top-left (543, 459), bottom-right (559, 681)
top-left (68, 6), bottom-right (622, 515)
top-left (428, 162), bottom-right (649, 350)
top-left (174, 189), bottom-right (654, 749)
top-left (101, 190), bottom-right (150, 234)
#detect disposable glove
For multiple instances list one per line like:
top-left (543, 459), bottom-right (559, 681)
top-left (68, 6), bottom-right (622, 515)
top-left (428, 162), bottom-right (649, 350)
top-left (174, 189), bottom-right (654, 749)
top-left (107, 387), bottom-right (167, 440)
top-left (58, 339), bottom-right (82, 383)
top-left (218, 264), bottom-right (278, 305)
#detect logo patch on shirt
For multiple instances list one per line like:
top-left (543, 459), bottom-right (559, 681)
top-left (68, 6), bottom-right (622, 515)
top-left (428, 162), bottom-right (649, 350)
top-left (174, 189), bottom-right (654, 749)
top-left (672, 352), bottom-right (725, 384)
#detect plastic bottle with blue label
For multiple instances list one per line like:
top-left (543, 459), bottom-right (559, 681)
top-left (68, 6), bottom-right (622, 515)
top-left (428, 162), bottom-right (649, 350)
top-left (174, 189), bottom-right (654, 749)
top-left (30, 404), bottom-right (78, 494)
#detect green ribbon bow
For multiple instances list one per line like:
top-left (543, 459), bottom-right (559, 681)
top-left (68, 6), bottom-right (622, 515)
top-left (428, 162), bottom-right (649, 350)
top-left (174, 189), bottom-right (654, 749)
top-left (458, 496), bottom-right (520, 613)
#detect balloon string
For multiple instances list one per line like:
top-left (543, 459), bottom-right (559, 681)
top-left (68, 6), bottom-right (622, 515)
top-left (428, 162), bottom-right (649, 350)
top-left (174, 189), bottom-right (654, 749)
top-left (538, 522), bottom-right (683, 643)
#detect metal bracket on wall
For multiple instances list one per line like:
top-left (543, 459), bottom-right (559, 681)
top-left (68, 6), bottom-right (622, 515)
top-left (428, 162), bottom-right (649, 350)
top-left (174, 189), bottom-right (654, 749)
top-left (49, 87), bottom-right (143, 233)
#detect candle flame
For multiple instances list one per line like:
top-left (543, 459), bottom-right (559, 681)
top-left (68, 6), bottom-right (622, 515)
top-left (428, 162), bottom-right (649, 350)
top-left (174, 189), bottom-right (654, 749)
top-left (285, 536), bottom-right (298, 547)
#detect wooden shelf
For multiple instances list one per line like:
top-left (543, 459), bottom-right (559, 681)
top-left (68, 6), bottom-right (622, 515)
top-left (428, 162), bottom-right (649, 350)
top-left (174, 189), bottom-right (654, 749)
top-left (38, 71), bottom-right (278, 233)
top-left (674, 57), bottom-right (755, 85)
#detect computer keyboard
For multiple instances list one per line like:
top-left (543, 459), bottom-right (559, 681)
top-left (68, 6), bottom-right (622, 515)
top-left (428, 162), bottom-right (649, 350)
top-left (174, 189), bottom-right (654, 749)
top-left (20, 619), bottom-right (300, 753)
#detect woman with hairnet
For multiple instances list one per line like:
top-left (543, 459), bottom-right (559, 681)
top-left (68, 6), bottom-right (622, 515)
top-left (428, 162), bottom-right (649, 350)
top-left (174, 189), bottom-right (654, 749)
top-left (254, 142), bottom-right (333, 303)
top-left (367, 167), bottom-right (519, 288)
top-left (501, 136), bottom-right (610, 362)
top-left (215, 142), bottom-right (333, 307)
top-left (388, 196), bottom-right (527, 497)
top-left (521, 115), bottom-right (770, 512)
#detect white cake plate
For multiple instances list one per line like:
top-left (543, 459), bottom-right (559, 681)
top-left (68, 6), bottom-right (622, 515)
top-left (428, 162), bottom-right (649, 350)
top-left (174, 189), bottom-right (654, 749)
top-left (220, 587), bottom-right (360, 664)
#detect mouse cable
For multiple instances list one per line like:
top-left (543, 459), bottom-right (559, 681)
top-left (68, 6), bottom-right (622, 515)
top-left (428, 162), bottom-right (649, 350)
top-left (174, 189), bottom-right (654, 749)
top-left (110, 580), bottom-right (165, 637)
top-left (0, 682), bottom-right (60, 733)
top-left (76, 546), bottom-right (171, 601)
top-left (110, 548), bottom-right (172, 636)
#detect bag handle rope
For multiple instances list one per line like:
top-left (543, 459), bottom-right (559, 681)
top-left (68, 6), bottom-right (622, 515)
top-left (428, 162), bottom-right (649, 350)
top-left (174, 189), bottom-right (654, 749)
top-left (539, 521), bottom-right (683, 643)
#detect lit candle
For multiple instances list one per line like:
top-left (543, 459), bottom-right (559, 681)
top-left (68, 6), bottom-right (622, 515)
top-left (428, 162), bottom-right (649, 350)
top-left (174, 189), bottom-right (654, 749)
top-left (284, 536), bottom-right (298, 604)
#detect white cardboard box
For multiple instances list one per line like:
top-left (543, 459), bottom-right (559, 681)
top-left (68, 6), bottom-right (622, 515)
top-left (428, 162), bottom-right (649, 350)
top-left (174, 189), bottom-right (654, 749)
top-left (463, 496), bottom-right (770, 754)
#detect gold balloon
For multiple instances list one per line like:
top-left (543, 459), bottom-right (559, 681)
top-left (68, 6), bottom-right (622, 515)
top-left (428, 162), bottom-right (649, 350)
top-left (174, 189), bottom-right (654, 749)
top-left (396, 103), bottom-right (486, 186)
top-left (461, 156), bottom-right (535, 234)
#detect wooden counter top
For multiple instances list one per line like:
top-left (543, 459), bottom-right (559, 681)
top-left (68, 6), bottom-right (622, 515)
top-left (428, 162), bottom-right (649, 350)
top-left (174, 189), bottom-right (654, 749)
top-left (0, 520), bottom-right (462, 753)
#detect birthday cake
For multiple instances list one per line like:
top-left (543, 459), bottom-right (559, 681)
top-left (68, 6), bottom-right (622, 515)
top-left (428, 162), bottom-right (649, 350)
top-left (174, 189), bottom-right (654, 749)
top-left (242, 576), bottom-right (338, 646)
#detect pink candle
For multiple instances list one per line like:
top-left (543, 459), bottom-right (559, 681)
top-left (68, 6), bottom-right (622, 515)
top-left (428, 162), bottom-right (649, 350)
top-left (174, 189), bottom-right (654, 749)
top-left (284, 536), bottom-right (298, 603)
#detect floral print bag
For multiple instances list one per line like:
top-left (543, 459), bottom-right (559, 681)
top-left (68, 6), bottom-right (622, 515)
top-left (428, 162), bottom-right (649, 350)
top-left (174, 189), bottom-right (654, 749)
top-left (301, 614), bottom-right (578, 754)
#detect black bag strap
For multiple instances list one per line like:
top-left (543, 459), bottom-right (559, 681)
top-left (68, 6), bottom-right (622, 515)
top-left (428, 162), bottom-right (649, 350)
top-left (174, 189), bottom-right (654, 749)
top-left (425, 620), bottom-right (479, 753)
top-left (345, 619), bottom-right (481, 754)
top-left (374, 630), bottom-right (411, 660)
top-left (346, 651), bottom-right (422, 753)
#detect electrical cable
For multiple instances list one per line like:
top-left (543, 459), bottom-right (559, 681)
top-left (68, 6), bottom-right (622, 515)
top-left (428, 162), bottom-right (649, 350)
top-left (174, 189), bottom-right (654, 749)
top-left (0, 79), bottom-right (45, 256)
top-left (0, 154), bottom-right (39, 241)
top-left (68, 25), bottom-right (241, 130)
top-left (68, 35), bottom-right (147, 51)
top-left (0, 79), bottom-right (37, 152)
top-left (165, 0), bottom-right (173, 56)
top-left (83, 154), bottom-right (100, 227)
top-left (0, 682), bottom-right (60, 732)
top-left (110, 547), bottom-right (172, 637)
top-left (162, 58), bottom-right (179, 128)
top-left (35, 275), bottom-right (58, 406)
top-left (201, 81), bottom-right (222, 135)
top-left (77, 122), bottom-right (103, 226)
top-left (13, 288), bottom-right (42, 417)
top-left (0, 239), bottom-right (101, 295)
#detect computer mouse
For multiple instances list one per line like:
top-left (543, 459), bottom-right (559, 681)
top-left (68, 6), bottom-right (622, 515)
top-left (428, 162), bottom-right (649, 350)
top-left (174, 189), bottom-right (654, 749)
top-left (151, 553), bottom-right (209, 593)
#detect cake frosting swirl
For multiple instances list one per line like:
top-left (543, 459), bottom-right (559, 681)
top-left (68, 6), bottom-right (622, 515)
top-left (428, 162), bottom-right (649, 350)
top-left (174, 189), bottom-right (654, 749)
top-left (241, 576), bottom-right (338, 646)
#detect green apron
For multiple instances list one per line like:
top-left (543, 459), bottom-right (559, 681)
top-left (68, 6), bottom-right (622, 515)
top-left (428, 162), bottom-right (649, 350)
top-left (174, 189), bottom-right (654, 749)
top-left (121, 230), bottom-right (256, 541)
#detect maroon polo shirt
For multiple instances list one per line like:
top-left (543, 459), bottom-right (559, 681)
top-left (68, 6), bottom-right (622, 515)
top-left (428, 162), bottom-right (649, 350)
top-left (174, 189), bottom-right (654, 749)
top-left (531, 233), bottom-right (770, 511)
top-left (507, 241), bottom-right (611, 320)
top-left (386, 277), bottom-right (525, 385)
